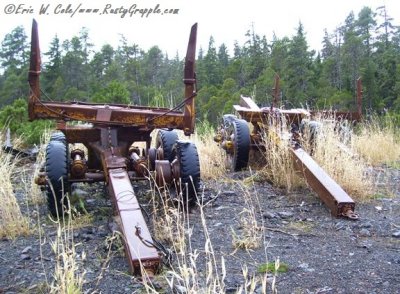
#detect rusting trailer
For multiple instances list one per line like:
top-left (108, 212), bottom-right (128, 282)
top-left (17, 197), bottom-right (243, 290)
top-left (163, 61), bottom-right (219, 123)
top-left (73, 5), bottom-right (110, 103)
top-left (29, 19), bottom-right (200, 275)
top-left (215, 75), bottom-right (362, 220)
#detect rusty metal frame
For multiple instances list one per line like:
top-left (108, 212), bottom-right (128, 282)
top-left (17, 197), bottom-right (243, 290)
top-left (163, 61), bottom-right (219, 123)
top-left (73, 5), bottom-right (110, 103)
top-left (28, 20), bottom-right (198, 134)
top-left (29, 19), bottom-right (198, 275)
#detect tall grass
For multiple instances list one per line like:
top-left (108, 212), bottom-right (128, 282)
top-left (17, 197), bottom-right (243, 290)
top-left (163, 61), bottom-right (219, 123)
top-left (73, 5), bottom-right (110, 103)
top-left (149, 185), bottom-right (227, 293)
top-left (256, 115), bottom-right (374, 200)
top-left (231, 180), bottom-right (264, 250)
top-left (258, 119), bottom-right (305, 192)
top-left (29, 130), bottom-right (50, 205)
top-left (0, 132), bottom-right (30, 238)
top-left (49, 209), bottom-right (86, 294)
top-left (148, 175), bottom-right (276, 293)
top-left (353, 115), bottom-right (400, 166)
top-left (193, 120), bottom-right (226, 180)
top-left (309, 119), bottom-right (373, 200)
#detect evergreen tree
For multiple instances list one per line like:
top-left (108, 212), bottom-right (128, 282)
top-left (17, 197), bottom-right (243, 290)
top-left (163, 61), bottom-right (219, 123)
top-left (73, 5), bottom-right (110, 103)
top-left (0, 26), bottom-right (28, 71)
top-left (43, 35), bottom-right (62, 97)
top-left (284, 22), bottom-right (314, 107)
top-left (242, 26), bottom-right (269, 84)
top-left (61, 36), bottom-right (87, 100)
top-left (340, 12), bottom-right (363, 101)
top-left (203, 37), bottom-right (222, 86)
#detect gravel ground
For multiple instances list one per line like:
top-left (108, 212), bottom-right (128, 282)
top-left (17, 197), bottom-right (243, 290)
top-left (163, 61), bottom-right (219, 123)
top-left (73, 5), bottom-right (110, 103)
top-left (0, 165), bottom-right (399, 294)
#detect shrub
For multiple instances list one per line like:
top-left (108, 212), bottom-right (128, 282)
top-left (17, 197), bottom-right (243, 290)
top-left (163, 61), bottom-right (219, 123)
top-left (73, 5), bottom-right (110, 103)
top-left (0, 98), bottom-right (53, 145)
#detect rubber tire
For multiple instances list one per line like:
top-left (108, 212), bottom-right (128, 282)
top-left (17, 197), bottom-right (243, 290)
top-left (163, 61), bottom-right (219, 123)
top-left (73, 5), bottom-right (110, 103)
top-left (45, 140), bottom-right (69, 217)
top-left (227, 118), bottom-right (250, 171)
top-left (173, 141), bottom-right (200, 206)
top-left (222, 114), bottom-right (237, 127)
top-left (156, 129), bottom-right (178, 162)
top-left (50, 131), bottom-right (66, 143)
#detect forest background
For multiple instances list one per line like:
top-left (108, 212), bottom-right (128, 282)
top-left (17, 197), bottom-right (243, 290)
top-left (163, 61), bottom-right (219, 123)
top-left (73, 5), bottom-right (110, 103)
top-left (0, 5), bottom-right (399, 144)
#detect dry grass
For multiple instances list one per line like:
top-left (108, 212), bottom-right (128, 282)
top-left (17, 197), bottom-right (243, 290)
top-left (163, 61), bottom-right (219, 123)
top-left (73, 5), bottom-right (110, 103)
top-left (151, 190), bottom-right (227, 293)
top-left (236, 265), bottom-right (272, 294)
top-left (48, 210), bottom-right (86, 294)
top-left (231, 180), bottom-right (264, 250)
top-left (29, 131), bottom-right (51, 205)
top-left (258, 120), bottom-right (305, 192)
top-left (309, 119), bottom-right (374, 200)
top-left (193, 131), bottom-right (226, 180)
top-left (148, 178), bottom-right (276, 293)
top-left (353, 116), bottom-right (400, 166)
top-left (0, 132), bottom-right (30, 239)
top-left (254, 116), bottom-right (375, 201)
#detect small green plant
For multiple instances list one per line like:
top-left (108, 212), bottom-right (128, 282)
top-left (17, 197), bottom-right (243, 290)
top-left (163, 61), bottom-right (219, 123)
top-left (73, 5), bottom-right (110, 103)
top-left (286, 221), bottom-right (314, 233)
top-left (257, 262), bottom-right (289, 274)
top-left (0, 98), bottom-right (53, 145)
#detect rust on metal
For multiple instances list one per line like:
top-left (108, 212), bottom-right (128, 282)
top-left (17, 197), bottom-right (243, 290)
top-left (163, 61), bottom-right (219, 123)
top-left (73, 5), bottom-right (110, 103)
top-left (216, 74), bottom-right (362, 219)
top-left (155, 160), bottom-right (172, 187)
top-left (183, 23), bottom-right (198, 135)
top-left (31, 102), bottom-right (186, 129)
top-left (356, 77), bottom-right (363, 119)
top-left (28, 19), bottom-right (41, 121)
top-left (290, 147), bottom-right (358, 219)
top-left (235, 96), bottom-right (308, 126)
top-left (107, 168), bottom-right (161, 275)
top-left (70, 149), bottom-right (87, 179)
top-left (29, 19), bottom-right (199, 275)
top-left (28, 20), bottom-right (198, 133)
top-left (271, 73), bottom-right (280, 110)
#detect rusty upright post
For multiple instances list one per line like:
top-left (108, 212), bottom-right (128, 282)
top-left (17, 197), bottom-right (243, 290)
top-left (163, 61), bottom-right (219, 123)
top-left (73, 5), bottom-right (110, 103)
top-left (183, 23), bottom-right (197, 136)
top-left (28, 19), bottom-right (41, 121)
top-left (271, 73), bottom-right (280, 111)
top-left (356, 77), bottom-right (363, 120)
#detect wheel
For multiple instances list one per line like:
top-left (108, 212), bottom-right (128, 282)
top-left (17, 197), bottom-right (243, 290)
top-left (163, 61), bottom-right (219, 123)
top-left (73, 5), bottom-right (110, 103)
top-left (222, 114), bottom-right (237, 126)
top-left (223, 117), bottom-right (250, 171)
top-left (300, 120), bottom-right (321, 154)
top-left (156, 129), bottom-right (178, 162)
top-left (50, 131), bottom-right (66, 143)
top-left (172, 141), bottom-right (200, 206)
top-left (45, 140), bottom-right (70, 217)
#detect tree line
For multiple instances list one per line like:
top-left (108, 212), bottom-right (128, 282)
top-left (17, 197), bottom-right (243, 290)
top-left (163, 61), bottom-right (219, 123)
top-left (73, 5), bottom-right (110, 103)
top-left (0, 5), bottom-right (399, 144)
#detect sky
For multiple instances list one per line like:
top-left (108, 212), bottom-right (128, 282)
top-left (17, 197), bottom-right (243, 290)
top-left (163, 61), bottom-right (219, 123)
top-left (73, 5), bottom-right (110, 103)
top-left (0, 0), bottom-right (399, 59)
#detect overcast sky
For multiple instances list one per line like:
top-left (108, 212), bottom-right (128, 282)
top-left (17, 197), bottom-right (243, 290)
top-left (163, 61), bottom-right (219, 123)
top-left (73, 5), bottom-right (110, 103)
top-left (0, 0), bottom-right (399, 59)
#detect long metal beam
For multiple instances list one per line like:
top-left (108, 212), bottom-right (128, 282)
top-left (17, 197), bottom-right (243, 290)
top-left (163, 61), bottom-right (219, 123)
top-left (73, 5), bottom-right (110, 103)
top-left (290, 147), bottom-right (358, 219)
top-left (89, 129), bottom-right (161, 275)
top-left (108, 167), bottom-right (161, 275)
top-left (31, 102), bottom-right (185, 129)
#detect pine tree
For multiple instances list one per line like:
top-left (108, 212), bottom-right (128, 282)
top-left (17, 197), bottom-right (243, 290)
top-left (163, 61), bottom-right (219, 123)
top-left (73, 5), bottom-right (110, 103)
top-left (284, 22), bottom-right (314, 106)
